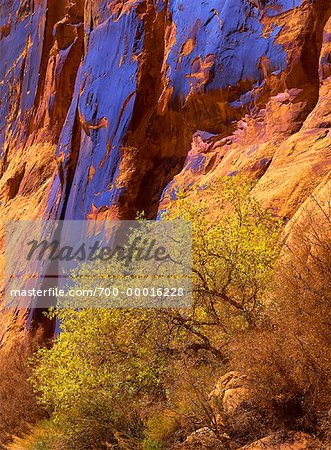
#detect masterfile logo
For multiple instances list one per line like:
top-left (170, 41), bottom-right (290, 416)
top-left (5, 220), bottom-right (192, 310)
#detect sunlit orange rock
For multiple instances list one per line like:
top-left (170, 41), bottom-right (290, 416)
top-left (0, 1), bottom-right (331, 338)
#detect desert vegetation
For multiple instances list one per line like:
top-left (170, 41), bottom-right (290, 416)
top-left (1, 177), bottom-right (330, 449)
top-left (0, 329), bottom-right (46, 448)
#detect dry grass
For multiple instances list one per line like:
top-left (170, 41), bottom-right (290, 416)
top-left (229, 196), bottom-right (331, 443)
top-left (0, 331), bottom-right (47, 448)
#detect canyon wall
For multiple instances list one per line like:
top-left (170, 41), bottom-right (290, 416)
top-left (0, 0), bottom-right (331, 334)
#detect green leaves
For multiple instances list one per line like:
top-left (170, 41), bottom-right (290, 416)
top-left (165, 175), bottom-right (281, 346)
top-left (30, 175), bottom-right (281, 449)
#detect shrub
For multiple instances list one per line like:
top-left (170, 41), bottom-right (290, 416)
top-left (31, 309), bottom-right (170, 449)
top-left (144, 357), bottom-right (223, 448)
top-left (0, 330), bottom-right (46, 448)
top-left (229, 196), bottom-right (331, 442)
top-left (6, 420), bottom-right (60, 450)
top-left (31, 176), bottom-right (281, 448)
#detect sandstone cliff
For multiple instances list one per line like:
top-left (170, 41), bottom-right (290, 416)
top-left (0, 1), bottom-right (331, 334)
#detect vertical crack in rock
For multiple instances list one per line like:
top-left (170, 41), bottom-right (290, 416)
top-left (30, 0), bottom-right (67, 126)
top-left (30, 0), bottom-right (84, 143)
top-left (116, 0), bottom-right (191, 218)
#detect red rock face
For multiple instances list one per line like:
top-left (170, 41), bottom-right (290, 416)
top-left (0, 1), bottom-right (331, 330)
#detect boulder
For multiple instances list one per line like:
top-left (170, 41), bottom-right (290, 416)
top-left (239, 431), bottom-right (322, 449)
top-left (210, 371), bottom-right (252, 419)
top-left (172, 427), bottom-right (235, 450)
